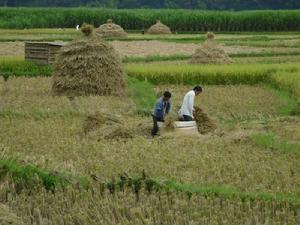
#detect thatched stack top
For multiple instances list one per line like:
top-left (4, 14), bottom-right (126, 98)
top-left (147, 20), bottom-right (172, 35)
top-left (52, 25), bottom-right (126, 97)
top-left (96, 19), bottom-right (127, 38)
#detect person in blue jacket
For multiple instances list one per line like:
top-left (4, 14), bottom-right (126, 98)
top-left (151, 91), bottom-right (172, 136)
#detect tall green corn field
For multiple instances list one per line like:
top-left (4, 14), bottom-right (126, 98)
top-left (1, 8), bottom-right (300, 31)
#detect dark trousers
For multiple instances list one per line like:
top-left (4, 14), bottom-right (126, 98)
top-left (182, 115), bottom-right (193, 121)
top-left (151, 115), bottom-right (163, 136)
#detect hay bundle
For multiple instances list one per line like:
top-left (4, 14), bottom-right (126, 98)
top-left (83, 113), bottom-right (133, 139)
top-left (52, 24), bottom-right (126, 97)
top-left (147, 20), bottom-right (172, 35)
top-left (96, 19), bottom-right (127, 38)
top-left (190, 33), bottom-right (232, 64)
top-left (164, 112), bottom-right (179, 130)
top-left (0, 204), bottom-right (24, 225)
top-left (193, 106), bottom-right (217, 134)
top-left (83, 113), bottom-right (121, 134)
top-left (135, 122), bottom-right (153, 137)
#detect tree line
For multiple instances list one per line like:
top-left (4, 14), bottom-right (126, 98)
top-left (2, 0), bottom-right (300, 10)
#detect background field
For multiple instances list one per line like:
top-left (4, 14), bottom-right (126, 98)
top-left (0, 15), bottom-right (299, 225)
top-left (1, 8), bottom-right (300, 32)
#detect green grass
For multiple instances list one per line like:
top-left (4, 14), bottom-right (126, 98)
top-left (1, 157), bottom-right (299, 205)
top-left (231, 51), bottom-right (300, 58)
top-left (127, 76), bottom-right (156, 115)
top-left (252, 133), bottom-right (300, 156)
top-left (123, 52), bottom-right (300, 64)
top-left (126, 63), bottom-right (300, 85)
top-left (123, 54), bottom-right (191, 63)
top-left (0, 158), bottom-right (70, 191)
top-left (222, 40), bottom-right (300, 48)
top-left (264, 85), bottom-right (300, 116)
top-left (163, 180), bottom-right (300, 204)
top-left (271, 71), bottom-right (300, 103)
top-left (0, 58), bottom-right (52, 77)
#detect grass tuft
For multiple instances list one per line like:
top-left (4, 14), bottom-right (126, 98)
top-left (127, 76), bottom-right (156, 116)
top-left (252, 133), bottom-right (300, 155)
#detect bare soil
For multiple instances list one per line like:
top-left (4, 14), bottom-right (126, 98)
top-left (0, 42), bottom-right (24, 57)
top-left (1, 40), bottom-right (300, 58)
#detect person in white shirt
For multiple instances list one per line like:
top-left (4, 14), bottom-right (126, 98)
top-left (178, 86), bottom-right (203, 121)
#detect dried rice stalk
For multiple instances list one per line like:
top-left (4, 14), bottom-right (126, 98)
top-left (194, 106), bottom-right (217, 134)
top-left (135, 122), bottom-right (153, 136)
top-left (83, 113), bottom-right (133, 139)
top-left (0, 204), bottom-right (24, 225)
top-left (83, 113), bottom-right (123, 134)
top-left (164, 112), bottom-right (179, 130)
top-left (100, 125), bottom-right (133, 140)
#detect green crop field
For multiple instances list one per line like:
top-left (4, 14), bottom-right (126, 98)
top-left (0, 7), bottom-right (299, 225)
top-left (1, 8), bottom-right (300, 32)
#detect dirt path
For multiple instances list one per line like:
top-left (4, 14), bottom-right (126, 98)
top-left (0, 42), bottom-right (24, 57)
top-left (1, 40), bottom-right (300, 58)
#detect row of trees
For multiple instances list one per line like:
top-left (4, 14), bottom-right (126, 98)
top-left (2, 0), bottom-right (300, 9)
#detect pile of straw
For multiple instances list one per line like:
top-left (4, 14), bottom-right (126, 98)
top-left (96, 19), bottom-right (127, 38)
top-left (147, 20), bottom-right (172, 35)
top-left (193, 106), bottom-right (217, 134)
top-left (83, 113), bottom-right (133, 140)
top-left (190, 32), bottom-right (232, 64)
top-left (52, 24), bottom-right (126, 97)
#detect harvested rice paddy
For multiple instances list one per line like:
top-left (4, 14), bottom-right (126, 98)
top-left (0, 30), bottom-right (299, 224)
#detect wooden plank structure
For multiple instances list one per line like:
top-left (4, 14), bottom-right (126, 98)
top-left (25, 42), bottom-right (65, 65)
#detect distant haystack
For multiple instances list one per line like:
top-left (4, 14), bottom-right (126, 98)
top-left (206, 32), bottom-right (216, 41)
top-left (147, 20), bottom-right (172, 35)
top-left (190, 32), bottom-right (232, 64)
top-left (52, 24), bottom-right (126, 97)
top-left (96, 19), bottom-right (127, 38)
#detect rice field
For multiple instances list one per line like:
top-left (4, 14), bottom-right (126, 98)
top-left (0, 30), bottom-right (299, 224)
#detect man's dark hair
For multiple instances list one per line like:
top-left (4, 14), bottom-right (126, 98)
top-left (193, 86), bottom-right (203, 92)
top-left (163, 91), bottom-right (172, 98)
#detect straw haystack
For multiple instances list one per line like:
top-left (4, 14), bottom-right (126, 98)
top-left (52, 24), bottom-right (126, 97)
top-left (147, 20), bottom-right (172, 35)
top-left (206, 32), bottom-right (216, 41)
top-left (96, 19), bottom-right (127, 38)
top-left (190, 32), bottom-right (232, 64)
top-left (193, 106), bottom-right (217, 134)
